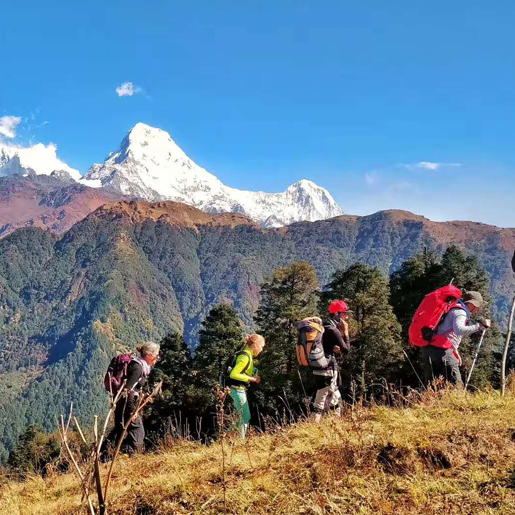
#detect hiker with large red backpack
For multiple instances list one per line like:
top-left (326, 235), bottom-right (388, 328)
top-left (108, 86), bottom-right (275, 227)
top-left (103, 341), bottom-right (160, 455)
top-left (297, 300), bottom-right (351, 423)
top-left (409, 287), bottom-right (490, 386)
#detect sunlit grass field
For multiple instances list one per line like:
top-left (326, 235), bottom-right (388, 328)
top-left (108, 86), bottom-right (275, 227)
top-left (3, 387), bottom-right (515, 514)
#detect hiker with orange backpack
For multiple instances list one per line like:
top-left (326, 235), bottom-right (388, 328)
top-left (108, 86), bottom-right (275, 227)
top-left (410, 287), bottom-right (490, 386)
top-left (297, 301), bottom-right (351, 423)
top-left (104, 341), bottom-right (160, 455)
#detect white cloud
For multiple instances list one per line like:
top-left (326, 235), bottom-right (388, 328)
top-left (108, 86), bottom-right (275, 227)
top-left (403, 161), bottom-right (462, 171)
top-left (0, 140), bottom-right (81, 180)
top-left (0, 116), bottom-right (22, 139)
top-left (417, 161), bottom-right (440, 170)
top-left (115, 82), bottom-right (142, 97)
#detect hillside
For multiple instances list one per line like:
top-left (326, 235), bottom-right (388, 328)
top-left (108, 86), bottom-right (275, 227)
top-left (2, 389), bottom-right (515, 514)
top-left (0, 174), bottom-right (123, 238)
top-left (0, 200), bottom-right (514, 459)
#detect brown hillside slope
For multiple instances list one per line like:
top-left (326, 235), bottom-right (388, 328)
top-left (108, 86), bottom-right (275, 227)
top-left (0, 175), bottom-right (122, 238)
top-left (288, 210), bottom-right (515, 251)
top-left (3, 390), bottom-right (515, 514)
top-left (93, 200), bottom-right (259, 230)
top-left (91, 200), bottom-right (515, 254)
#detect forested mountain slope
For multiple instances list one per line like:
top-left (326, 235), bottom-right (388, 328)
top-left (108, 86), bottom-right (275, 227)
top-left (0, 201), bottom-right (513, 459)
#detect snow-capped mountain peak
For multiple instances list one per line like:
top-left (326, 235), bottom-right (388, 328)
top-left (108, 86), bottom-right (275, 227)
top-left (112, 122), bottom-right (190, 164)
top-left (81, 123), bottom-right (343, 226)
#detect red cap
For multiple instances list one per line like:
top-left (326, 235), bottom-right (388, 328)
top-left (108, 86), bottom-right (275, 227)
top-left (328, 300), bottom-right (349, 314)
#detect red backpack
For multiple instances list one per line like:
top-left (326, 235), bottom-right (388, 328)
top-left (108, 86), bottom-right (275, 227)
top-left (104, 353), bottom-right (133, 396)
top-left (409, 285), bottom-right (462, 347)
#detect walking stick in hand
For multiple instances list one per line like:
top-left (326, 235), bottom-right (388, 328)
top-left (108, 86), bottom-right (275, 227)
top-left (465, 329), bottom-right (486, 390)
top-left (501, 251), bottom-right (515, 396)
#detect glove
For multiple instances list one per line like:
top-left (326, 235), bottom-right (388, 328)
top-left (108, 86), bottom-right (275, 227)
top-left (478, 317), bottom-right (491, 329)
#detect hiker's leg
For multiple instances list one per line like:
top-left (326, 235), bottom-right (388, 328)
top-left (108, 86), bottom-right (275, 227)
top-left (312, 373), bottom-right (331, 422)
top-left (327, 386), bottom-right (342, 416)
top-left (230, 388), bottom-right (250, 438)
top-left (329, 374), bottom-right (343, 416)
top-left (442, 349), bottom-right (463, 387)
top-left (240, 392), bottom-right (251, 438)
top-left (425, 347), bottom-right (446, 385)
top-left (124, 416), bottom-right (145, 453)
top-left (112, 400), bottom-right (126, 446)
top-left (324, 371), bottom-right (341, 416)
top-left (313, 385), bottom-right (330, 421)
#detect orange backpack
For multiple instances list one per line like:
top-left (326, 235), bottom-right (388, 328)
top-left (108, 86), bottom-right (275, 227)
top-left (296, 317), bottom-right (329, 370)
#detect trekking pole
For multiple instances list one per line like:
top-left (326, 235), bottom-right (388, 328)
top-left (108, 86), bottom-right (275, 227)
top-left (402, 350), bottom-right (425, 389)
top-left (465, 329), bottom-right (486, 390)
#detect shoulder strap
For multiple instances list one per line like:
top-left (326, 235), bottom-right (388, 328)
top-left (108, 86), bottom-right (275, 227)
top-left (436, 301), bottom-right (468, 337)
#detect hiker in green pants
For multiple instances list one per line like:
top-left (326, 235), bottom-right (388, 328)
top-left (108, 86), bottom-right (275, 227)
top-left (228, 334), bottom-right (265, 438)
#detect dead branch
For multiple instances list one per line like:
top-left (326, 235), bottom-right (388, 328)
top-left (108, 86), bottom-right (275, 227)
top-left (58, 380), bottom-right (162, 514)
top-left (103, 380), bottom-right (162, 504)
top-left (57, 408), bottom-right (96, 515)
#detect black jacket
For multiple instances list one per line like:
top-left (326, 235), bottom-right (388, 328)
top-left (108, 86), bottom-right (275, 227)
top-left (322, 323), bottom-right (350, 358)
top-left (121, 360), bottom-right (147, 414)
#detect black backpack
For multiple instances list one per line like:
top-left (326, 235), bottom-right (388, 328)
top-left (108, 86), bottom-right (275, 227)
top-left (220, 347), bottom-right (252, 388)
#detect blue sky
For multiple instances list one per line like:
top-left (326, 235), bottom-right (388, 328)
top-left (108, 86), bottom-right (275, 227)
top-left (1, 1), bottom-right (515, 227)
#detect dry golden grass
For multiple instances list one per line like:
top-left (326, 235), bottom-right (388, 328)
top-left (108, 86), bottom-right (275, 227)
top-left (3, 389), bottom-right (515, 514)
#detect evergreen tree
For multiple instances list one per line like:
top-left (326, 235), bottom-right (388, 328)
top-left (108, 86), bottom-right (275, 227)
top-left (254, 261), bottom-right (320, 412)
top-left (7, 424), bottom-right (60, 476)
top-left (194, 304), bottom-right (245, 381)
top-left (191, 304), bottom-right (245, 413)
top-left (146, 332), bottom-right (194, 435)
top-left (390, 250), bottom-right (441, 340)
top-left (321, 263), bottom-right (404, 391)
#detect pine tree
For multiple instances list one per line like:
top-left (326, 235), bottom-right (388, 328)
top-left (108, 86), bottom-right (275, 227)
top-left (190, 304), bottom-right (245, 414)
top-left (254, 261), bottom-right (320, 412)
top-left (390, 250), bottom-right (441, 340)
top-left (194, 304), bottom-right (245, 381)
top-left (7, 424), bottom-right (60, 476)
top-left (321, 263), bottom-right (404, 391)
top-left (146, 332), bottom-right (193, 435)
top-left (151, 331), bottom-right (192, 396)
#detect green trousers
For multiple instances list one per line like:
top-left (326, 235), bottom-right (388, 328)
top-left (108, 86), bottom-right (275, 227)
top-left (230, 387), bottom-right (251, 438)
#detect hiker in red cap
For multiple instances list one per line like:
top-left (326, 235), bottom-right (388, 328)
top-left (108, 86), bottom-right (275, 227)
top-left (312, 300), bottom-right (351, 422)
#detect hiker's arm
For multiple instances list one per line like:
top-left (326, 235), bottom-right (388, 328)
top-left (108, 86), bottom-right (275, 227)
top-left (332, 327), bottom-right (350, 354)
top-left (230, 354), bottom-right (252, 383)
top-left (126, 362), bottom-right (144, 391)
top-left (452, 311), bottom-right (481, 337)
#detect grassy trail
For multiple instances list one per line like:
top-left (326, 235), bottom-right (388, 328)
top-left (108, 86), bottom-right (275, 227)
top-left (3, 389), bottom-right (515, 514)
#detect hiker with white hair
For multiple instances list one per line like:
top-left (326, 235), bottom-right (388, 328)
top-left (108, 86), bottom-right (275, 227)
top-left (104, 341), bottom-right (160, 454)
